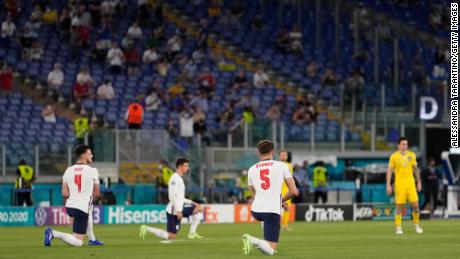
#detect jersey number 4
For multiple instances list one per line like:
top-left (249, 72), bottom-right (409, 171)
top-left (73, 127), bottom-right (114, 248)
top-left (260, 169), bottom-right (270, 190)
top-left (74, 174), bottom-right (82, 193)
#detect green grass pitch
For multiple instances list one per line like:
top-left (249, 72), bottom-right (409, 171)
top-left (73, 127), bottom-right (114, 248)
top-left (0, 220), bottom-right (459, 259)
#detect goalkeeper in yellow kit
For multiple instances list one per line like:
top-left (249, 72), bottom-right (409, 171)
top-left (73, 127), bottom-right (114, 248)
top-left (279, 150), bottom-right (293, 231)
top-left (386, 137), bottom-right (423, 235)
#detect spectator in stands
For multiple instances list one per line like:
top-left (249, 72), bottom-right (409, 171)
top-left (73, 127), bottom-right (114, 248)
top-left (127, 21), bottom-right (143, 40)
top-left (237, 92), bottom-right (260, 114)
top-left (89, 41), bottom-right (108, 63)
top-left (321, 68), bottom-right (339, 87)
top-left (429, 5), bottom-right (442, 31)
top-left (101, 0), bottom-right (116, 19)
top-left (5, 0), bottom-right (21, 20)
top-left (251, 15), bottom-right (264, 31)
top-left (313, 161), bottom-right (328, 204)
top-left (218, 104), bottom-right (235, 129)
top-left (47, 63), bottom-right (64, 99)
top-left (289, 26), bottom-right (303, 55)
top-left (276, 28), bottom-right (290, 52)
top-left (156, 57), bottom-right (170, 76)
top-left (107, 42), bottom-right (124, 74)
top-left (145, 88), bottom-right (161, 112)
top-left (30, 5), bottom-right (43, 22)
top-left (433, 44), bottom-right (448, 79)
top-left (192, 105), bottom-right (207, 136)
top-left (125, 44), bottom-right (140, 76)
top-left (422, 158), bottom-right (442, 212)
top-left (292, 106), bottom-right (310, 125)
top-left (125, 100), bottom-right (144, 129)
top-left (69, 25), bottom-right (82, 60)
top-left (189, 91), bottom-right (209, 112)
top-left (293, 163), bottom-right (308, 203)
top-left (192, 48), bottom-right (205, 64)
top-left (59, 8), bottom-right (72, 40)
top-left (41, 104), bottom-right (56, 123)
top-left (24, 41), bottom-right (43, 60)
top-left (253, 66), bottom-right (269, 88)
top-left (121, 33), bottom-right (134, 49)
top-left (306, 61), bottom-right (318, 79)
top-left (197, 19), bottom-right (208, 49)
top-left (352, 3), bottom-right (371, 40)
top-left (73, 68), bottom-right (95, 109)
top-left (170, 93), bottom-right (186, 112)
top-left (21, 16), bottom-right (41, 48)
top-left (142, 47), bottom-right (159, 65)
top-left (89, 0), bottom-right (102, 27)
top-left (1, 15), bottom-right (16, 48)
top-left (345, 71), bottom-right (364, 97)
top-left (15, 159), bottom-right (35, 206)
top-left (42, 6), bottom-right (58, 25)
top-left (266, 103), bottom-right (281, 122)
top-left (197, 67), bottom-right (216, 93)
top-left (165, 34), bottom-right (182, 62)
top-left (0, 64), bottom-right (13, 95)
top-left (97, 78), bottom-right (115, 100)
top-left (232, 71), bottom-right (250, 89)
top-left (242, 106), bottom-right (256, 124)
top-left (306, 102), bottom-right (318, 122)
top-left (167, 118), bottom-right (178, 138)
top-left (207, 0), bottom-right (221, 21)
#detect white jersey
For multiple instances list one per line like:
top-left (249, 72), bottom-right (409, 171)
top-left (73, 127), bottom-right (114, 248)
top-left (248, 160), bottom-right (292, 215)
top-left (166, 173), bottom-right (192, 215)
top-left (63, 164), bottom-right (99, 213)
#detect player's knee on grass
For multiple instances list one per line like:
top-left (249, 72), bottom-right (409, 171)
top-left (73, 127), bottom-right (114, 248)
top-left (74, 233), bottom-right (86, 241)
top-left (267, 241), bottom-right (278, 249)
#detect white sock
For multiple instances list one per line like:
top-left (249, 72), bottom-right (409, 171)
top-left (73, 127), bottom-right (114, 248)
top-left (247, 235), bottom-right (275, 255)
top-left (189, 213), bottom-right (203, 235)
top-left (146, 226), bottom-right (169, 240)
top-left (87, 206), bottom-right (96, 241)
top-left (52, 230), bottom-right (83, 247)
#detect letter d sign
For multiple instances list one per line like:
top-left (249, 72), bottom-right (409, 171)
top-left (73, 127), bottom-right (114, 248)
top-left (420, 96), bottom-right (438, 120)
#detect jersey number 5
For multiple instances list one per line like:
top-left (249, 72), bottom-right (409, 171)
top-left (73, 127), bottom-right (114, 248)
top-left (74, 174), bottom-right (82, 193)
top-left (260, 169), bottom-right (270, 190)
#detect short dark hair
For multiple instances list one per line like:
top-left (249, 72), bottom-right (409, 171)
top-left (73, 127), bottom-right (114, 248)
top-left (176, 158), bottom-right (189, 168)
top-left (257, 140), bottom-right (275, 155)
top-left (397, 137), bottom-right (408, 144)
top-left (74, 145), bottom-right (91, 158)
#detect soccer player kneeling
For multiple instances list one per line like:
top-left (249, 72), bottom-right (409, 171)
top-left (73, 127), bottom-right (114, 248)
top-left (139, 158), bottom-right (204, 241)
top-left (242, 140), bottom-right (299, 255)
top-left (44, 145), bottom-right (101, 247)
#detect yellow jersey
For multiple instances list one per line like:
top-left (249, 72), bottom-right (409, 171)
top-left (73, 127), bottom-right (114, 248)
top-left (281, 162), bottom-right (293, 196)
top-left (388, 151), bottom-right (417, 189)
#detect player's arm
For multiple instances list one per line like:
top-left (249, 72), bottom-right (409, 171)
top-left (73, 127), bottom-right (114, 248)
top-left (282, 177), bottom-right (299, 201)
top-left (248, 185), bottom-right (256, 200)
top-left (386, 155), bottom-right (394, 195)
top-left (169, 179), bottom-right (184, 219)
top-left (92, 170), bottom-right (101, 200)
top-left (62, 182), bottom-right (70, 199)
top-left (413, 158), bottom-right (422, 192)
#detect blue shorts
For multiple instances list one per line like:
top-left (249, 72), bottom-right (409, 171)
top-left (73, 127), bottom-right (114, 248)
top-left (166, 204), bottom-right (196, 234)
top-left (66, 207), bottom-right (89, 235)
top-left (251, 211), bottom-right (281, 243)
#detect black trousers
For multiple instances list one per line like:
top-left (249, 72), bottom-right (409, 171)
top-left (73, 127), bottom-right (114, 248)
top-left (422, 182), bottom-right (439, 211)
top-left (314, 191), bottom-right (328, 204)
top-left (17, 191), bottom-right (33, 206)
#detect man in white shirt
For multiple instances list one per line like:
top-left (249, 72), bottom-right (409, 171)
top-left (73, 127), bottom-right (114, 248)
top-left (107, 42), bottom-right (124, 74)
top-left (241, 140), bottom-right (299, 255)
top-left (47, 63), bottom-right (64, 95)
top-left (97, 79), bottom-right (115, 99)
top-left (142, 47), bottom-right (159, 64)
top-left (1, 16), bottom-right (16, 48)
top-left (127, 22), bottom-right (143, 40)
top-left (44, 145), bottom-right (102, 247)
top-left (253, 68), bottom-right (269, 88)
top-left (140, 158), bottom-right (204, 240)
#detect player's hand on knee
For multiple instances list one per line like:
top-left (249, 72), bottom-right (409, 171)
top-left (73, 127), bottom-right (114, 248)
top-left (177, 212), bottom-right (183, 221)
